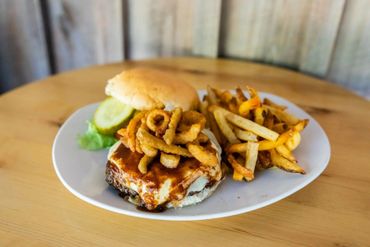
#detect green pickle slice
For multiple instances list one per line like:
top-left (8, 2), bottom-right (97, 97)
top-left (93, 97), bottom-right (135, 135)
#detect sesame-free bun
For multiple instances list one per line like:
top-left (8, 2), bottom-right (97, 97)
top-left (105, 68), bottom-right (199, 110)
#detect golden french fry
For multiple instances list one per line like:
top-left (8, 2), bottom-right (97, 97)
top-left (227, 142), bottom-right (247, 153)
top-left (263, 111), bottom-right (274, 129)
top-left (285, 132), bottom-right (301, 150)
top-left (213, 108), bottom-right (240, 144)
top-left (276, 145), bottom-right (296, 162)
top-left (141, 144), bottom-right (158, 157)
top-left (137, 127), bottom-right (192, 157)
top-left (212, 106), bottom-right (279, 141)
top-left (213, 88), bottom-right (224, 99)
top-left (127, 111), bottom-right (146, 152)
top-left (236, 87), bottom-right (248, 105)
top-left (207, 110), bottom-right (225, 146)
top-left (263, 98), bottom-right (287, 110)
top-left (263, 105), bottom-right (299, 125)
top-left (246, 86), bottom-right (259, 99)
top-left (293, 119), bottom-right (309, 132)
top-left (173, 123), bottom-right (202, 144)
top-left (227, 154), bottom-right (254, 181)
top-left (254, 107), bottom-right (265, 125)
top-left (270, 149), bottom-right (305, 174)
top-left (160, 152), bottom-right (180, 168)
top-left (245, 142), bottom-right (259, 173)
top-left (272, 123), bottom-right (288, 134)
top-left (258, 130), bottom-right (294, 151)
top-left (207, 86), bottom-right (218, 105)
top-left (233, 128), bottom-right (258, 142)
top-left (227, 98), bottom-right (239, 114)
top-left (257, 140), bottom-right (276, 151)
top-left (187, 143), bottom-right (219, 167)
top-left (238, 96), bottom-right (260, 117)
top-left (233, 170), bottom-right (244, 181)
top-left (220, 91), bottom-right (233, 103)
top-left (163, 107), bottom-right (182, 145)
top-left (138, 155), bottom-right (154, 174)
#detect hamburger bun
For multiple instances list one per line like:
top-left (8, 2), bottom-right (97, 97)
top-left (105, 68), bottom-right (199, 111)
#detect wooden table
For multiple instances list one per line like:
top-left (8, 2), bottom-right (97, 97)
top-left (1, 58), bottom-right (369, 246)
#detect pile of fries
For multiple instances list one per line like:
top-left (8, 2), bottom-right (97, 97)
top-left (201, 86), bottom-right (308, 181)
top-left (117, 108), bottom-right (219, 174)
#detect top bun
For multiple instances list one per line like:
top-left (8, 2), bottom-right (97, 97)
top-left (105, 68), bottom-right (199, 111)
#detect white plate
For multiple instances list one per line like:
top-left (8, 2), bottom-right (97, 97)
top-left (52, 91), bottom-right (330, 221)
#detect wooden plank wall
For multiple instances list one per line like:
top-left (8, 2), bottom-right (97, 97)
top-left (0, 0), bottom-right (369, 98)
top-left (220, 0), bottom-right (345, 76)
top-left (47, 0), bottom-right (124, 72)
top-left (327, 0), bottom-right (370, 97)
top-left (0, 0), bottom-right (50, 92)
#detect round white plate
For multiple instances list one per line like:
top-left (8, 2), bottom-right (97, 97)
top-left (52, 90), bottom-right (330, 221)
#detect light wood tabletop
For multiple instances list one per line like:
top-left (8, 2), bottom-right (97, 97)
top-left (1, 57), bottom-right (369, 247)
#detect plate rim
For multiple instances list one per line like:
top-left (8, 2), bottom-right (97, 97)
top-left (52, 91), bottom-right (331, 221)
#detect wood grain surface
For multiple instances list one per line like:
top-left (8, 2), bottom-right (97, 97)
top-left (0, 58), bottom-right (369, 247)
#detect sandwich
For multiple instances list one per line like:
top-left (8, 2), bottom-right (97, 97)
top-left (103, 68), bottom-right (224, 211)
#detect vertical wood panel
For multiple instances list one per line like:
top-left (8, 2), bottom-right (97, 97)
top-left (0, 0), bottom-right (50, 92)
top-left (127, 0), bottom-right (222, 59)
top-left (327, 0), bottom-right (370, 97)
top-left (193, 0), bottom-right (222, 57)
top-left (47, 0), bottom-right (124, 72)
top-left (220, 0), bottom-right (345, 77)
